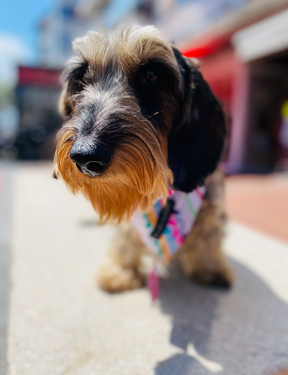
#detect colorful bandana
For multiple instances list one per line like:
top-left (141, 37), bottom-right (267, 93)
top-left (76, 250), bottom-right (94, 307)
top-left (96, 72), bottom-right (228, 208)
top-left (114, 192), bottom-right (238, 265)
top-left (131, 187), bottom-right (206, 262)
top-left (131, 187), bottom-right (206, 302)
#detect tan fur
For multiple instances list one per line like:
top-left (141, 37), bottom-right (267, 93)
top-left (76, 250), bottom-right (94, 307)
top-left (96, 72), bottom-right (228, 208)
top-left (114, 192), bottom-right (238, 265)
top-left (72, 26), bottom-right (179, 80)
top-left (177, 169), bottom-right (233, 286)
top-left (97, 223), bottom-right (148, 292)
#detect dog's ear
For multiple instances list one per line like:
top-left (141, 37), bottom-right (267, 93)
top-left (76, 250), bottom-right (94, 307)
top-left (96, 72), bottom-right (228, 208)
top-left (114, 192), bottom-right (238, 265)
top-left (59, 57), bottom-right (88, 120)
top-left (168, 48), bottom-right (226, 193)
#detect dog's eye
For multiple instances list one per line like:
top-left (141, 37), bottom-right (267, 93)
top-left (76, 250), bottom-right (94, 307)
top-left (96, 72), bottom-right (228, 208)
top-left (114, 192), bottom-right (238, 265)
top-left (141, 69), bottom-right (158, 84)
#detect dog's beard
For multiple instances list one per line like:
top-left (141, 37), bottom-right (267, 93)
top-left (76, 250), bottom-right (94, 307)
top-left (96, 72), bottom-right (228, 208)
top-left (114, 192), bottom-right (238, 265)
top-left (55, 122), bottom-right (173, 223)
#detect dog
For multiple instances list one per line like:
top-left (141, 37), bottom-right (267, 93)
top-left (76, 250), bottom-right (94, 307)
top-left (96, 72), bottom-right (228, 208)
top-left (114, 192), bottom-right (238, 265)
top-left (53, 25), bottom-right (233, 293)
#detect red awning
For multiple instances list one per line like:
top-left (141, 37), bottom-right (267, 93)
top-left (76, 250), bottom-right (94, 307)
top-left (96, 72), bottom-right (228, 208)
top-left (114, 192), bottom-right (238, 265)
top-left (181, 36), bottom-right (230, 59)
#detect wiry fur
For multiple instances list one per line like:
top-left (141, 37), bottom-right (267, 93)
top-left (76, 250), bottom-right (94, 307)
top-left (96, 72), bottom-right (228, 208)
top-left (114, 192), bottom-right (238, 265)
top-left (54, 26), bottom-right (233, 290)
top-left (56, 108), bottom-right (172, 222)
top-left (177, 169), bottom-right (233, 286)
top-left (55, 26), bottom-right (178, 222)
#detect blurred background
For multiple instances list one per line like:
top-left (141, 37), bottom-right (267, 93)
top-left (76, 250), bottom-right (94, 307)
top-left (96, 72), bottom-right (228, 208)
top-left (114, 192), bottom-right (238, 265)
top-left (1, 0), bottom-right (288, 171)
top-left (1, 0), bottom-right (288, 241)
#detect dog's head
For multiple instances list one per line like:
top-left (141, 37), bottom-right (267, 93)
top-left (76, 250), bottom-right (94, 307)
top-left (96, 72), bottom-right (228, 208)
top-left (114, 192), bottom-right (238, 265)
top-left (54, 26), bottom-right (226, 222)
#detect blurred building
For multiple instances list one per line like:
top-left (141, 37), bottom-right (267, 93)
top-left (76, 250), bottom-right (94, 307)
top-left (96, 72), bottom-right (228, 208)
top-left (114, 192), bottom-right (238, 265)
top-left (175, 0), bottom-right (288, 173)
top-left (14, 0), bottom-right (288, 171)
top-left (39, 0), bottom-right (91, 68)
top-left (14, 66), bottom-right (62, 160)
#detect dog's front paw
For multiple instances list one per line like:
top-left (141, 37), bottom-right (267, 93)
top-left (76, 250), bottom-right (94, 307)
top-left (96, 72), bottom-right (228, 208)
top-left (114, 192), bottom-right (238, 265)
top-left (193, 267), bottom-right (233, 288)
top-left (179, 251), bottom-right (234, 288)
top-left (193, 262), bottom-right (234, 288)
top-left (97, 261), bottom-right (144, 293)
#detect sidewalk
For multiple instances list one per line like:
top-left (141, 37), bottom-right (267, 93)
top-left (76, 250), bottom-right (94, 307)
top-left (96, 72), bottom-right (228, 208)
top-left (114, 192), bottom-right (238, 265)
top-left (1, 162), bottom-right (288, 375)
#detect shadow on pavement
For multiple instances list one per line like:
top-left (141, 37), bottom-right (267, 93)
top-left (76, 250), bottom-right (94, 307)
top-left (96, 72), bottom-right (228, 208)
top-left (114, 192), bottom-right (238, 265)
top-left (155, 258), bottom-right (288, 375)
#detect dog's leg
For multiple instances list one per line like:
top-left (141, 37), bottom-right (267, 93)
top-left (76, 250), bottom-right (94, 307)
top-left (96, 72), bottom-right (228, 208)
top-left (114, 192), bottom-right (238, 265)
top-left (97, 222), bottom-right (149, 293)
top-left (178, 169), bottom-right (234, 287)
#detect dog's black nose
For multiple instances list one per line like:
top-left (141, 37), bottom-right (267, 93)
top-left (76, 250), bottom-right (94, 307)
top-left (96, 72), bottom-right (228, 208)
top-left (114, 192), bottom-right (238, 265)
top-left (70, 138), bottom-right (112, 177)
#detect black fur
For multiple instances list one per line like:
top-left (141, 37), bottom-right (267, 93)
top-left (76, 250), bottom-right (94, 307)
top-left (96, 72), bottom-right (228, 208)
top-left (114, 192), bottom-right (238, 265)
top-left (168, 48), bottom-right (226, 192)
top-left (132, 60), bottom-right (180, 132)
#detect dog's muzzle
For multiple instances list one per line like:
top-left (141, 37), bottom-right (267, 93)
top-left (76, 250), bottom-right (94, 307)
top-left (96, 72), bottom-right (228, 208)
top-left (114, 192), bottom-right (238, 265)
top-left (70, 137), bottom-right (112, 177)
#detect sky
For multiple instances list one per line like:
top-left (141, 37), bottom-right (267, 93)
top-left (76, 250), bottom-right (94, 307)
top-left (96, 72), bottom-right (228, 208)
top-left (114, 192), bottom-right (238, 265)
top-left (0, 0), bottom-right (53, 85)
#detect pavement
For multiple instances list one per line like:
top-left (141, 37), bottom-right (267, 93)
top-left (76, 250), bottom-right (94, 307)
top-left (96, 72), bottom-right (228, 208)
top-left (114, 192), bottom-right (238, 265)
top-left (226, 174), bottom-right (288, 244)
top-left (1, 162), bottom-right (288, 375)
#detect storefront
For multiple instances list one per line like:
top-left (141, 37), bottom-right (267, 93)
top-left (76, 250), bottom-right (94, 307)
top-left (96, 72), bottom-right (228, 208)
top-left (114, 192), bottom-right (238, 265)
top-left (15, 66), bottom-right (62, 160)
top-left (233, 9), bottom-right (288, 172)
top-left (181, 4), bottom-right (288, 173)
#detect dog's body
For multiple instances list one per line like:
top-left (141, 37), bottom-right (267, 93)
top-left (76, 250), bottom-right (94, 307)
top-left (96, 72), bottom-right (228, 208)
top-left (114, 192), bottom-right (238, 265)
top-left (54, 26), bottom-right (233, 292)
